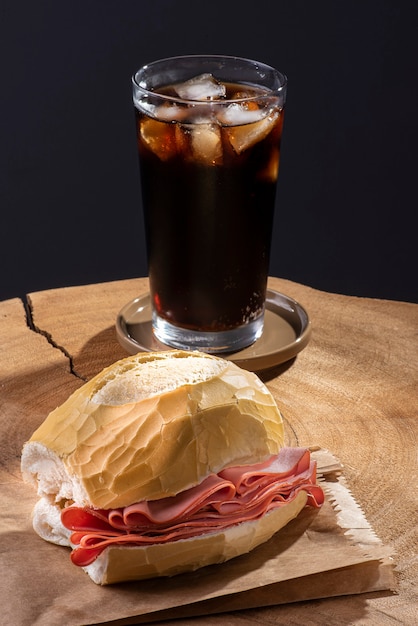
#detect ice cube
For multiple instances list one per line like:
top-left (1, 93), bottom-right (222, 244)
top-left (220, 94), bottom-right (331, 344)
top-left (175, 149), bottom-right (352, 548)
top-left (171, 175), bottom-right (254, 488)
top-left (152, 103), bottom-right (184, 122)
top-left (186, 123), bottom-right (223, 165)
top-left (217, 102), bottom-right (266, 126)
top-left (137, 100), bottom-right (188, 123)
top-left (134, 97), bottom-right (155, 117)
top-left (139, 117), bottom-right (178, 161)
top-left (226, 111), bottom-right (280, 154)
top-left (257, 147), bottom-right (280, 182)
top-left (174, 73), bottom-right (226, 101)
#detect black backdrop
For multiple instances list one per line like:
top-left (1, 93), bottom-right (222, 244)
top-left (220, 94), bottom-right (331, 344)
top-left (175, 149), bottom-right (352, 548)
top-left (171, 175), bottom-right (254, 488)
top-left (1, 0), bottom-right (417, 303)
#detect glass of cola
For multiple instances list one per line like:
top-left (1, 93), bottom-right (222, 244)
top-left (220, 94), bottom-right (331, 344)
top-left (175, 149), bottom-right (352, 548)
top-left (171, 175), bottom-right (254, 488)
top-left (132, 55), bottom-right (287, 353)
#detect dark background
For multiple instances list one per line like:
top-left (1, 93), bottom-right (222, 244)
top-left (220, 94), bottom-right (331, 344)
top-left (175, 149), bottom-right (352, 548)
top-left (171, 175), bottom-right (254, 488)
top-left (1, 0), bottom-right (417, 303)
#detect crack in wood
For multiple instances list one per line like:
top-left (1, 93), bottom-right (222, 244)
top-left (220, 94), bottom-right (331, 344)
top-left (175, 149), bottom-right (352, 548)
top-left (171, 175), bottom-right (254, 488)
top-left (24, 295), bottom-right (87, 382)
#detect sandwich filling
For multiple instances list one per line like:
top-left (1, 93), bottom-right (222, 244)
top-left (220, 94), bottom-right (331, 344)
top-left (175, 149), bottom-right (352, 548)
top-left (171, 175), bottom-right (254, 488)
top-left (61, 447), bottom-right (324, 566)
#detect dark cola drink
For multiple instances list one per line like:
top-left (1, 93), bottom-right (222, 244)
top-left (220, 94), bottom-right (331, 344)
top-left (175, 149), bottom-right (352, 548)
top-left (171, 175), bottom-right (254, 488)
top-left (132, 57), bottom-right (287, 352)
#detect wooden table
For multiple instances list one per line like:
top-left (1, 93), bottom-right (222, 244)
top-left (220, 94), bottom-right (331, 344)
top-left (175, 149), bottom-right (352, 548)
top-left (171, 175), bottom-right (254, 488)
top-left (1, 276), bottom-right (417, 625)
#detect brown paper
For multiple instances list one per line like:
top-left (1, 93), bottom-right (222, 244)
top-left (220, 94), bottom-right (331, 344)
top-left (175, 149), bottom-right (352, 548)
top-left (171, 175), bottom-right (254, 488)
top-left (0, 450), bottom-right (395, 626)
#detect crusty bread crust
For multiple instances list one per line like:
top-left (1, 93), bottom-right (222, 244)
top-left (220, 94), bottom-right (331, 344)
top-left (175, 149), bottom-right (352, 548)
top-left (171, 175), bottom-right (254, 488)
top-left (22, 351), bottom-right (284, 509)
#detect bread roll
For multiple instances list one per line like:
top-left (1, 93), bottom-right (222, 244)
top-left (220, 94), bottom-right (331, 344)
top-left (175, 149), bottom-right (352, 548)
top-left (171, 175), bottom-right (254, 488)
top-left (21, 350), bottom-right (320, 585)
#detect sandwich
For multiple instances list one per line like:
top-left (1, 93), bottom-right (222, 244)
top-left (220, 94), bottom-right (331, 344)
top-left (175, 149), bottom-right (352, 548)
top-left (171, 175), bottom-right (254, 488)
top-left (21, 350), bottom-right (324, 584)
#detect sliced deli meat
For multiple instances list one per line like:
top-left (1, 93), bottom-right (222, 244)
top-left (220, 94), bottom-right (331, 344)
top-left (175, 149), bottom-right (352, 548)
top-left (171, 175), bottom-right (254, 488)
top-left (62, 447), bottom-right (324, 567)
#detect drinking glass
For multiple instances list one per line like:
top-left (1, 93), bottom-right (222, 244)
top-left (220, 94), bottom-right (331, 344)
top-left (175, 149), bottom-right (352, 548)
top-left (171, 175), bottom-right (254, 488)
top-left (132, 55), bottom-right (287, 353)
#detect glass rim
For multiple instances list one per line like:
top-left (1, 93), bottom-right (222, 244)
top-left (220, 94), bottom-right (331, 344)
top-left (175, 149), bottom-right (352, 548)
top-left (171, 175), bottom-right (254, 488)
top-left (132, 54), bottom-right (287, 105)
